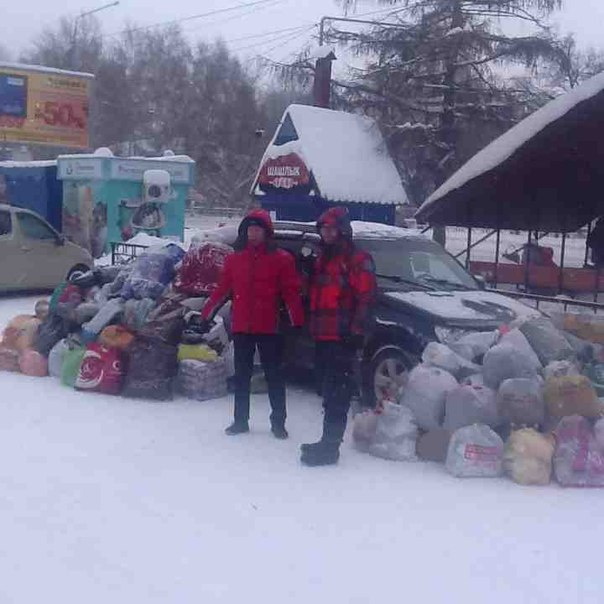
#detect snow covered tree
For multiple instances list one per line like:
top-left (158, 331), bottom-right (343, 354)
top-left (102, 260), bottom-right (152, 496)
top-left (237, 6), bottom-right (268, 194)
top-left (545, 34), bottom-right (604, 90)
top-left (22, 16), bottom-right (104, 74)
top-left (22, 18), bottom-right (272, 205)
top-left (179, 40), bottom-right (267, 207)
top-left (331, 0), bottom-right (564, 213)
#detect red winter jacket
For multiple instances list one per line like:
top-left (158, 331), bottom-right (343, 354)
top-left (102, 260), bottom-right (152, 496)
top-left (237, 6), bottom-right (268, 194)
top-left (309, 242), bottom-right (377, 342)
top-left (201, 211), bottom-right (304, 334)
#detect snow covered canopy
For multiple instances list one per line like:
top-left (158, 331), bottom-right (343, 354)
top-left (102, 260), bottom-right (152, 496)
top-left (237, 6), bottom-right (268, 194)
top-left (254, 104), bottom-right (408, 206)
top-left (416, 71), bottom-right (604, 232)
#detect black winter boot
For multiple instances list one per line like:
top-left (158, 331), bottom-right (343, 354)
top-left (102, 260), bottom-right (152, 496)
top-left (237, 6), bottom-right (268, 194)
top-left (300, 440), bottom-right (340, 467)
top-left (271, 424), bottom-right (289, 440)
top-left (225, 421), bottom-right (250, 436)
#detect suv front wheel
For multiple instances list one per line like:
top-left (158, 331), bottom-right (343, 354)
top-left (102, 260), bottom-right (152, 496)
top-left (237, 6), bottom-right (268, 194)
top-left (365, 346), bottom-right (416, 407)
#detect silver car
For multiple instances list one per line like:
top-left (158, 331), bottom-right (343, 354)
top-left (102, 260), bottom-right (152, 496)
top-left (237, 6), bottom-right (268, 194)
top-left (0, 204), bottom-right (93, 292)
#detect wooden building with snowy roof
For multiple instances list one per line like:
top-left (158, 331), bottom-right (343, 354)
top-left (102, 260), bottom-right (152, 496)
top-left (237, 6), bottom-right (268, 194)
top-left (251, 104), bottom-right (408, 225)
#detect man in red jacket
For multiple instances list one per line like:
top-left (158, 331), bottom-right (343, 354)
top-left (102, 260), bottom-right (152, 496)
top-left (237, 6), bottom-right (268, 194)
top-left (301, 207), bottom-right (377, 466)
top-left (201, 209), bottom-right (304, 438)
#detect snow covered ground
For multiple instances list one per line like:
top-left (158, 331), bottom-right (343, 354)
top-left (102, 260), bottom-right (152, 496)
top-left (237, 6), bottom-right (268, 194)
top-left (1, 295), bottom-right (603, 603)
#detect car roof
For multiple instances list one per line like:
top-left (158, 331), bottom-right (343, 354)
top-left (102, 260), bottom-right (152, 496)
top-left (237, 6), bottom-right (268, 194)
top-left (0, 204), bottom-right (36, 216)
top-left (0, 204), bottom-right (54, 221)
top-left (273, 220), bottom-right (429, 243)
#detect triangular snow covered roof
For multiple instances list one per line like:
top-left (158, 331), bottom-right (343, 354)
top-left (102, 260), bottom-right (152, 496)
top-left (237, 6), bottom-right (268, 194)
top-left (255, 104), bottom-right (408, 206)
top-left (416, 71), bottom-right (604, 231)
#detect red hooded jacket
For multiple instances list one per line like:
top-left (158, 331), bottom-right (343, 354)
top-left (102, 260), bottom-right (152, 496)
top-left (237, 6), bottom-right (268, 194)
top-left (310, 207), bottom-right (377, 342)
top-left (201, 210), bottom-right (304, 334)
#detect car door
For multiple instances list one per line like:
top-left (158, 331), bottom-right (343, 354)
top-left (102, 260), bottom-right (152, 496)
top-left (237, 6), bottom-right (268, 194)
top-left (0, 209), bottom-right (25, 291)
top-left (276, 236), bottom-right (319, 373)
top-left (14, 211), bottom-right (66, 290)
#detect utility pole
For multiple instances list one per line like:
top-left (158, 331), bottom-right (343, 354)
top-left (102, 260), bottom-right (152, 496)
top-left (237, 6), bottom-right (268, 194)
top-left (70, 1), bottom-right (119, 68)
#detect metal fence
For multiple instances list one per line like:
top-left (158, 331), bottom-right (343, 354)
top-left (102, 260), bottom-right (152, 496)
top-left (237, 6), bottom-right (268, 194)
top-left (490, 288), bottom-right (604, 315)
top-left (110, 242), bottom-right (150, 266)
top-left (186, 207), bottom-right (243, 219)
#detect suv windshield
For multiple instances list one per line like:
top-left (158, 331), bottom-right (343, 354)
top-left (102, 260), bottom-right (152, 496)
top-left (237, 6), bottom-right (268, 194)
top-left (357, 237), bottom-right (477, 291)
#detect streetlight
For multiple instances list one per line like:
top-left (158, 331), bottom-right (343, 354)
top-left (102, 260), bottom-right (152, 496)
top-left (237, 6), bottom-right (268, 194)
top-left (70, 1), bottom-right (120, 67)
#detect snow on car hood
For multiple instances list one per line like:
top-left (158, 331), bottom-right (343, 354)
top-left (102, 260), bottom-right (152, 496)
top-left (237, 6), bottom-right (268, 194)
top-left (384, 290), bottom-right (540, 324)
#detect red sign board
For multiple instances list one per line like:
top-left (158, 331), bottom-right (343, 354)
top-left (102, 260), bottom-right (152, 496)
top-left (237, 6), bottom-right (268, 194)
top-left (258, 153), bottom-right (310, 191)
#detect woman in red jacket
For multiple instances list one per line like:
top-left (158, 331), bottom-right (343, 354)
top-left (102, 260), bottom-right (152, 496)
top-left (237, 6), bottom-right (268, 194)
top-left (301, 207), bottom-right (377, 466)
top-left (201, 210), bottom-right (304, 438)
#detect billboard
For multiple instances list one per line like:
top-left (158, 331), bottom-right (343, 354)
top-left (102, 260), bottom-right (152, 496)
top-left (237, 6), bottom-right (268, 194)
top-left (0, 63), bottom-right (93, 149)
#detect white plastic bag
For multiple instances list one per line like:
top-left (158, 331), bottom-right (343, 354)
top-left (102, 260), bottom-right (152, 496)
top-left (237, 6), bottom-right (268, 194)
top-left (422, 342), bottom-right (478, 379)
top-left (352, 410), bottom-right (379, 453)
top-left (48, 339), bottom-right (69, 379)
top-left (450, 331), bottom-right (498, 363)
top-left (177, 358), bottom-right (228, 401)
top-left (497, 378), bottom-right (545, 427)
top-left (482, 344), bottom-right (540, 389)
top-left (368, 402), bottom-right (418, 462)
top-left (443, 384), bottom-right (499, 431)
top-left (554, 415), bottom-right (604, 487)
top-left (446, 424), bottom-right (504, 478)
top-left (399, 364), bottom-right (458, 431)
top-left (463, 373), bottom-right (485, 387)
top-left (500, 328), bottom-right (542, 370)
top-left (519, 317), bottom-right (575, 367)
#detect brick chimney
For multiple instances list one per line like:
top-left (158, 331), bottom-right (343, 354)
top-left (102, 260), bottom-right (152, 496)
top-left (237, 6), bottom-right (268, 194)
top-left (312, 48), bottom-right (337, 109)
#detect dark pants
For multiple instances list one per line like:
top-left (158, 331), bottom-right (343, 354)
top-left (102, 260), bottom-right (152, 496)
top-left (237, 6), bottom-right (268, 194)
top-left (315, 341), bottom-right (356, 443)
top-left (233, 334), bottom-right (286, 427)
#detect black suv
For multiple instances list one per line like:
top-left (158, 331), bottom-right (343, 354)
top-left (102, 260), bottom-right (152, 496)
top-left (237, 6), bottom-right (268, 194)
top-left (270, 221), bottom-right (538, 405)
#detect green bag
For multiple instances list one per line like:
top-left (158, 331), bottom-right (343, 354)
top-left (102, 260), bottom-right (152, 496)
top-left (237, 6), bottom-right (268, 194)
top-left (49, 282), bottom-right (69, 314)
top-left (61, 346), bottom-right (86, 388)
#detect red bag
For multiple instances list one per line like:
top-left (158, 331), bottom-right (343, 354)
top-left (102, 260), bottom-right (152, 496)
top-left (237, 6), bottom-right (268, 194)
top-left (554, 415), bottom-right (604, 487)
top-left (75, 343), bottom-right (126, 395)
top-left (19, 350), bottom-right (48, 377)
top-left (173, 242), bottom-right (233, 297)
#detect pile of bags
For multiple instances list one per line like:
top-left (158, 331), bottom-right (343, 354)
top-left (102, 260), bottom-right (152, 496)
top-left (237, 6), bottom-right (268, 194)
top-left (353, 314), bottom-right (604, 488)
top-left (0, 240), bottom-right (235, 404)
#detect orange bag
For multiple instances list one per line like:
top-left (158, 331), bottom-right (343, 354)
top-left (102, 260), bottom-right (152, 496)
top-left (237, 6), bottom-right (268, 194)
top-left (2, 316), bottom-right (41, 352)
top-left (98, 325), bottom-right (135, 351)
top-left (562, 314), bottom-right (604, 345)
top-left (0, 346), bottom-right (20, 372)
top-left (544, 375), bottom-right (604, 419)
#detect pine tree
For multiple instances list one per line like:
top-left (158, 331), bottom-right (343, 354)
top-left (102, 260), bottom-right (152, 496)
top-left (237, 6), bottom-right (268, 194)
top-left (332, 0), bottom-right (564, 210)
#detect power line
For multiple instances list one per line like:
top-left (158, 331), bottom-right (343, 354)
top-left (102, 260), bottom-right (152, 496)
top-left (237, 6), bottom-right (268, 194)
top-left (183, 0), bottom-right (287, 34)
top-left (263, 25), bottom-right (316, 57)
top-left (227, 24), bottom-right (313, 45)
top-left (103, 0), bottom-right (286, 38)
top-left (231, 25), bottom-right (314, 52)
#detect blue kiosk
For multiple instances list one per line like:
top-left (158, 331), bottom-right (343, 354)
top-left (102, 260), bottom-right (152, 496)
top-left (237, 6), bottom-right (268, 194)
top-left (252, 104), bottom-right (408, 224)
top-left (0, 160), bottom-right (63, 231)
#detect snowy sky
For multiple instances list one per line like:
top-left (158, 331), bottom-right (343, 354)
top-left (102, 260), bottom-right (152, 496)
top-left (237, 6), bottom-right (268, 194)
top-left (2, 0), bottom-right (603, 64)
